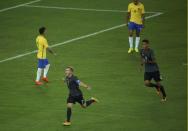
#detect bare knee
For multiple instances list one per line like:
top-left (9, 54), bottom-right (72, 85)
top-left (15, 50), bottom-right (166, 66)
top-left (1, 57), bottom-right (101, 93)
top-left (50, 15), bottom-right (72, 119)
top-left (67, 103), bottom-right (73, 108)
top-left (144, 81), bottom-right (150, 87)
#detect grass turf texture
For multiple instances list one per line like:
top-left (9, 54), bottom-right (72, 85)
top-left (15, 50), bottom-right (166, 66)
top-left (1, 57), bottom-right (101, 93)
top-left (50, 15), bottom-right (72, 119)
top-left (0, 0), bottom-right (187, 131)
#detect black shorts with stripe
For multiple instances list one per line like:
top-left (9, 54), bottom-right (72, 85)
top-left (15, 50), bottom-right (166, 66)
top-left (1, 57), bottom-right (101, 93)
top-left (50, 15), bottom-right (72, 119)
top-left (67, 95), bottom-right (85, 105)
top-left (144, 71), bottom-right (162, 82)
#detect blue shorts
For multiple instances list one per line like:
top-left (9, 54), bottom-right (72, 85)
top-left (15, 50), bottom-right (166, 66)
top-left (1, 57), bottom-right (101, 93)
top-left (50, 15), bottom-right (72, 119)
top-left (38, 59), bottom-right (49, 68)
top-left (128, 22), bottom-right (143, 32)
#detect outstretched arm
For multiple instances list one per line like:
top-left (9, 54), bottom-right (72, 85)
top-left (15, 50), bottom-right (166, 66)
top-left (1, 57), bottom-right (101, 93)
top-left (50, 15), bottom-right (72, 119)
top-left (140, 57), bottom-right (144, 72)
top-left (47, 47), bottom-right (56, 55)
top-left (141, 57), bottom-right (144, 66)
top-left (79, 81), bottom-right (91, 90)
top-left (127, 4), bottom-right (131, 25)
top-left (126, 12), bottom-right (130, 25)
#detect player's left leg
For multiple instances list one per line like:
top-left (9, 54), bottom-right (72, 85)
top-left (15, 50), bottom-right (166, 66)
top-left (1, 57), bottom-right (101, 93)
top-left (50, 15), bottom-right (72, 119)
top-left (156, 81), bottom-right (167, 102)
top-left (135, 25), bottom-right (143, 52)
top-left (154, 71), bottom-right (167, 102)
top-left (78, 95), bottom-right (99, 108)
top-left (42, 59), bottom-right (50, 82)
top-left (85, 97), bottom-right (99, 107)
top-left (144, 72), bottom-right (161, 93)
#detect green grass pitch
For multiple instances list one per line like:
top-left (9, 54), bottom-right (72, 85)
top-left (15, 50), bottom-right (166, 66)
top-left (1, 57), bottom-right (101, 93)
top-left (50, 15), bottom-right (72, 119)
top-left (0, 0), bottom-right (187, 131)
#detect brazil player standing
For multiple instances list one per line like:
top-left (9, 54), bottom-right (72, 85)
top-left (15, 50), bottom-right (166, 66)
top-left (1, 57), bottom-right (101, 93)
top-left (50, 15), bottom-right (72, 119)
top-left (140, 39), bottom-right (167, 102)
top-left (127, 0), bottom-right (145, 53)
top-left (63, 67), bottom-right (99, 126)
top-left (35, 27), bottom-right (56, 85)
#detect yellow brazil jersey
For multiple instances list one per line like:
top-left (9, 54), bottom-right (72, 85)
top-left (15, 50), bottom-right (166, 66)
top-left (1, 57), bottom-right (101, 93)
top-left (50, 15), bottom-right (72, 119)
top-left (36, 35), bottom-right (49, 59)
top-left (128, 2), bottom-right (145, 25)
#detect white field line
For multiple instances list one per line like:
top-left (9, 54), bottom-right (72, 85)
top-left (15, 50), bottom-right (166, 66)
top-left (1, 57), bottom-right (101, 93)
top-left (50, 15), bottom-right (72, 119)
top-left (0, 0), bottom-right (41, 13)
top-left (0, 13), bottom-right (163, 63)
top-left (24, 5), bottom-right (163, 14)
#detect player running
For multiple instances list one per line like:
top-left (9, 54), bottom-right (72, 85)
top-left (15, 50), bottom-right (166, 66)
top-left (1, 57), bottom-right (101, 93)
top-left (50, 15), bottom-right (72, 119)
top-left (140, 39), bottom-right (167, 102)
top-left (35, 27), bottom-right (56, 85)
top-left (127, 0), bottom-right (145, 53)
top-left (63, 66), bottom-right (99, 126)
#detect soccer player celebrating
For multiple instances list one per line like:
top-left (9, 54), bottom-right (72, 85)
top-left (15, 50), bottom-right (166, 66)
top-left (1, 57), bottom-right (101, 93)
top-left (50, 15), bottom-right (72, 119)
top-left (35, 27), bottom-right (56, 85)
top-left (63, 67), bottom-right (99, 126)
top-left (140, 39), bottom-right (167, 102)
top-left (127, 0), bottom-right (145, 53)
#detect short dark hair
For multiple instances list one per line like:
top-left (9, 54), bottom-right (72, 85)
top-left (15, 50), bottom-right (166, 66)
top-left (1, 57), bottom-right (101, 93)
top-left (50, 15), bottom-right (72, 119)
top-left (142, 39), bottom-right (149, 44)
top-left (39, 27), bottom-right (46, 34)
top-left (66, 66), bottom-right (74, 72)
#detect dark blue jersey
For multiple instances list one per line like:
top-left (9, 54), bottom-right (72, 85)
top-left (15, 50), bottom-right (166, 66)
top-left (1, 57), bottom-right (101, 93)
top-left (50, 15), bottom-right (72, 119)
top-left (140, 48), bottom-right (159, 72)
top-left (65, 75), bottom-right (82, 96)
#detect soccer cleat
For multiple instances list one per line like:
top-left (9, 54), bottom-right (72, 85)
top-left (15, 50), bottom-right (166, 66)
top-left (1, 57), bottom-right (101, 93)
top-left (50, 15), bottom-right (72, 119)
top-left (42, 77), bottom-right (49, 83)
top-left (35, 81), bottom-right (43, 86)
top-left (63, 121), bottom-right (71, 126)
top-left (128, 48), bottom-right (134, 53)
top-left (161, 97), bottom-right (167, 102)
top-left (135, 48), bottom-right (139, 53)
top-left (91, 97), bottom-right (99, 103)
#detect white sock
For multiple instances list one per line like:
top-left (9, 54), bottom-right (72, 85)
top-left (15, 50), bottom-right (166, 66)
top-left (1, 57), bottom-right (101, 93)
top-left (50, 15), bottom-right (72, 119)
top-left (135, 37), bottom-right (140, 48)
top-left (36, 68), bottom-right (42, 81)
top-left (43, 64), bottom-right (50, 78)
top-left (129, 37), bottom-right (133, 48)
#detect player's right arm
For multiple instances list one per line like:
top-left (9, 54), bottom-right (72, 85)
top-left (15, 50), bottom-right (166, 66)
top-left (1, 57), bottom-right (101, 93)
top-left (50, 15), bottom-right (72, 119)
top-left (139, 57), bottom-right (144, 72)
top-left (140, 57), bottom-right (144, 66)
top-left (140, 50), bottom-right (144, 66)
top-left (126, 4), bottom-right (131, 26)
top-left (127, 12), bottom-right (131, 26)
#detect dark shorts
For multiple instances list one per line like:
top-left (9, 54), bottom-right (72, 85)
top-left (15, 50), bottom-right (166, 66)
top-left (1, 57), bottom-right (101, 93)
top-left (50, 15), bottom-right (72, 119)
top-left (144, 71), bottom-right (161, 82)
top-left (67, 95), bottom-right (85, 105)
